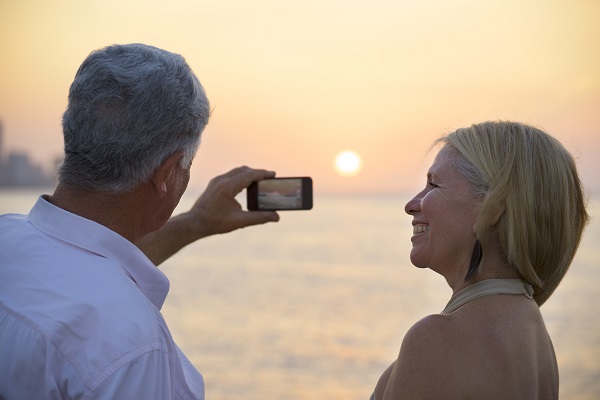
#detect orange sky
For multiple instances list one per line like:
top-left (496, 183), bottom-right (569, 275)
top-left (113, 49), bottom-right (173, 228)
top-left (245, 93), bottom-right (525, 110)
top-left (1, 0), bottom-right (599, 194)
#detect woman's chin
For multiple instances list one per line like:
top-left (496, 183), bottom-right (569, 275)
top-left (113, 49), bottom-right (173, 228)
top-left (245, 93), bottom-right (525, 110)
top-left (408, 252), bottom-right (429, 269)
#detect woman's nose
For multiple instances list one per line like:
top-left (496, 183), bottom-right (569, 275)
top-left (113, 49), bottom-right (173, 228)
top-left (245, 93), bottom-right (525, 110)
top-left (404, 190), bottom-right (423, 215)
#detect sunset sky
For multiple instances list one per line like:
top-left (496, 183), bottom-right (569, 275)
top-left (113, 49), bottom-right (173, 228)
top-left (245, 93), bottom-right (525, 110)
top-left (1, 0), bottom-right (598, 194)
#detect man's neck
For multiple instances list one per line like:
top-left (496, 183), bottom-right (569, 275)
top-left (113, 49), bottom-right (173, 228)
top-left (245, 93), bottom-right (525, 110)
top-left (48, 183), bottom-right (148, 243)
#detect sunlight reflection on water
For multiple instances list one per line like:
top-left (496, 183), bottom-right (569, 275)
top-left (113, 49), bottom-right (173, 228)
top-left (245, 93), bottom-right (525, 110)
top-left (1, 190), bottom-right (598, 399)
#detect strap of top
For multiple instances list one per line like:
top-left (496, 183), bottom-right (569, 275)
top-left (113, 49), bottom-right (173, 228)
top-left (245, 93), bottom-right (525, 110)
top-left (441, 279), bottom-right (534, 314)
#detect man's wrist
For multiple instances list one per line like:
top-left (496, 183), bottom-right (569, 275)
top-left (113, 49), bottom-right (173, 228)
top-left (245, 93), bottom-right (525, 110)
top-left (172, 210), bottom-right (209, 244)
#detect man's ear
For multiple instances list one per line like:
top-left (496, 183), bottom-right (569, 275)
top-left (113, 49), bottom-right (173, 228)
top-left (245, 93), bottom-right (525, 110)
top-left (150, 151), bottom-right (185, 197)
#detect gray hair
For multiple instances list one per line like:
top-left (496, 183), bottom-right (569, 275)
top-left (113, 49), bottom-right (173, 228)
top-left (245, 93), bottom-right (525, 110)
top-left (59, 43), bottom-right (210, 192)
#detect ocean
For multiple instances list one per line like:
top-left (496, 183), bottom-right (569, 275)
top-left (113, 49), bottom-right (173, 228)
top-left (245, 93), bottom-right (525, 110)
top-left (1, 189), bottom-right (598, 399)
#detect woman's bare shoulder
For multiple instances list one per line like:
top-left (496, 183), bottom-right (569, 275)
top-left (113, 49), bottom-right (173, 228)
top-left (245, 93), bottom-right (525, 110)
top-left (380, 314), bottom-right (468, 399)
top-left (379, 300), bottom-right (556, 399)
top-left (402, 312), bottom-right (470, 352)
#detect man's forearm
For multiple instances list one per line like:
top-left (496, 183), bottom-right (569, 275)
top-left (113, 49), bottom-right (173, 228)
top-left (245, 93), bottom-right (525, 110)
top-left (137, 212), bottom-right (204, 266)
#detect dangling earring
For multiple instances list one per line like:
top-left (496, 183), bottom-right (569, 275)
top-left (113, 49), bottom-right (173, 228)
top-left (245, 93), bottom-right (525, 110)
top-left (464, 239), bottom-right (483, 282)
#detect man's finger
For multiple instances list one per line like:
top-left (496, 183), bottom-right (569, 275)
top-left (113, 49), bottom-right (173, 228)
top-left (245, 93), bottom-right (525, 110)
top-left (238, 210), bottom-right (280, 228)
top-left (225, 167), bottom-right (277, 193)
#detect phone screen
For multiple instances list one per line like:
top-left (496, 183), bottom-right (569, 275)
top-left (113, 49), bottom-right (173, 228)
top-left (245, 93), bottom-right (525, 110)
top-left (247, 177), bottom-right (313, 211)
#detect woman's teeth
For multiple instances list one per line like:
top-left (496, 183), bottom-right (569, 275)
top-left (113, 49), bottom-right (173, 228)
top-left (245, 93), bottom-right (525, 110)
top-left (413, 225), bottom-right (428, 234)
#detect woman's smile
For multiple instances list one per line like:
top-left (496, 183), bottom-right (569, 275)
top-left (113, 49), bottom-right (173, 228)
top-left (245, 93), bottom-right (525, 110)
top-left (412, 224), bottom-right (429, 235)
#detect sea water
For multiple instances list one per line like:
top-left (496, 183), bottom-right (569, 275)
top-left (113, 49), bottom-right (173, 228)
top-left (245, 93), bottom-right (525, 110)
top-left (1, 189), bottom-right (598, 399)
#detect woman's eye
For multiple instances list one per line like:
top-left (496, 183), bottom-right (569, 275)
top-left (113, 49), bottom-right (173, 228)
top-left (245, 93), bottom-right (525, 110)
top-left (427, 180), bottom-right (439, 188)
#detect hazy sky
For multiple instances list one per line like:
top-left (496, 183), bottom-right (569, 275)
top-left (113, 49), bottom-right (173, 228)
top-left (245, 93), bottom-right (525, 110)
top-left (1, 0), bottom-right (598, 194)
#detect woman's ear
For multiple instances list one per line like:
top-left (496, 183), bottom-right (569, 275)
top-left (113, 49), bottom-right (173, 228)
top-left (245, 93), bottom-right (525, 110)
top-left (150, 151), bottom-right (185, 196)
top-left (487, 200), bottom-right (506, 227)
top-left (474, 199), bottom-right (505, 233)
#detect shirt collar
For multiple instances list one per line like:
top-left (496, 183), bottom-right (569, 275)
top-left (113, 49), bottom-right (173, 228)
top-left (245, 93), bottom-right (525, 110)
top-left (27, 195), bottom-right (170, 310)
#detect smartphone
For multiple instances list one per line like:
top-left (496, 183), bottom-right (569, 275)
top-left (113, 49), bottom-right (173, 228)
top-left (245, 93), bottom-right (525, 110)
top-left (247, 177), bottom-right (313, 211)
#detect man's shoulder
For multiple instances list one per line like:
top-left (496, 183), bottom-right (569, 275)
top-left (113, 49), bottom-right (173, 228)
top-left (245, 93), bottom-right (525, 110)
top-left (0, 212), bottom-right (25, 220)
top-left (0, 240), bottom-right (167, 352)
top-left (1, 255), bottom-right (163, 331)
top-left (0, 212), bottom-right (28, 233)
top-left (0, 257), bottom-right (169, 388)
top-left (0, 205), bottom-right (166, 342)
top-left (0, 210), bottom-right (58, 254)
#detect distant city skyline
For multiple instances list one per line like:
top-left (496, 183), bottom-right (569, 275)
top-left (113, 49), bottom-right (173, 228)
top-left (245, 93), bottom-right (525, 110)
top-left (0, 122), bottom-right (57, 188)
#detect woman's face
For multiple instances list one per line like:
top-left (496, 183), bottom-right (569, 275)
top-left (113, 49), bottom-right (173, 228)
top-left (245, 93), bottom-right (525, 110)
top-left (404, 145), bottom-right (481, 282)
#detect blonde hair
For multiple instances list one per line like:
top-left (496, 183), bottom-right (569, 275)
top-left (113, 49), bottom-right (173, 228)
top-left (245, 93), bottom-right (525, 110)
top-left (438, 121), bottom-right (589, 306)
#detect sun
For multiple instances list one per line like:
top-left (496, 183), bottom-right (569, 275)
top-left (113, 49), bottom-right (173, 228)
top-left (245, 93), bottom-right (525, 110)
top-left (334, 151), bottom-right (362, 176)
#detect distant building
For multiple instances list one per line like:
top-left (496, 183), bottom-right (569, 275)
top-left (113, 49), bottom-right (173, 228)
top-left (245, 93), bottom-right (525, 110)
top-left (0, 121), bottom-right (56, 188)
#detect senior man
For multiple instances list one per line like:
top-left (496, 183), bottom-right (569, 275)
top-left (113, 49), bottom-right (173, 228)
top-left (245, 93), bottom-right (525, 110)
top-left (0, 44), bottom-right (278, 399)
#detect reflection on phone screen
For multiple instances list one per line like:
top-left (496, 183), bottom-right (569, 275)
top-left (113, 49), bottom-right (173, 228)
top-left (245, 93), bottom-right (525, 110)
top-left (257, 179), bottom-right (303, 210)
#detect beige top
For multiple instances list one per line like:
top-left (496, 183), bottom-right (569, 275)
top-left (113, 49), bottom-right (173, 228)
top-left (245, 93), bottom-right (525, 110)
top-left (441, 278), bottom-right (534, 314)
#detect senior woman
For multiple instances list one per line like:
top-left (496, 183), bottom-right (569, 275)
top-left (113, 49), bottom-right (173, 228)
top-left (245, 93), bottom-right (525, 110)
top-left (371, 121), bottom-right (588, 399)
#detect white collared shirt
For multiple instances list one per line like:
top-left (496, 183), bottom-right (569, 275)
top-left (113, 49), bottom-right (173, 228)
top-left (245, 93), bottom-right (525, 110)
top-left (0, 196), bottom-right (204, 399)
